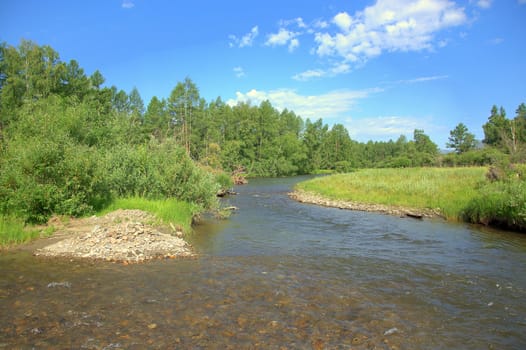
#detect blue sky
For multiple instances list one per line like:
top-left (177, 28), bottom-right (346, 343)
top-left (1, 0), bottom-right (525, 147)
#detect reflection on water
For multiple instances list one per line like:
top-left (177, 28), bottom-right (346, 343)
top-left (1, 176), bottom-right (526, 349)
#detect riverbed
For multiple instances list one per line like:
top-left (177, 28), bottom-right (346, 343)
top-left (1, 176), bottom-right (525, 349)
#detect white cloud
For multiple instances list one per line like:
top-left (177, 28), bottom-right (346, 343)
top-left (121, 0), bottom-right (134, 9)
top-left (398, 75), bottom-right (449, 84)
top-left (313, 19), bottom-right (329, 29)
top-left (345, 115), bottom-right (437, 141)
top-left (280, 17), bottom-right (307, 29)
top-left (519, 0), bottom-right (526, 4)
top-left (312, 0), bottom-right (467, 69)
top-left (266, 29), bottom-right (298, 47)
top-left (229, 26), bottom-right (259, 48)
top-left (333, 12), bottom-right (353, 32)
top-left (289, 38), bottom-right (300, 52)
top-left (475, 0), bottom-right (492, 8)
top-left (226, 88), bottom-right (381, 121)
top-left (292, 62), bottom-right (351, 81)
top-left (292, 69), bottom-right (327, 81)
top-left (233, 66), bottom-right (245, 78)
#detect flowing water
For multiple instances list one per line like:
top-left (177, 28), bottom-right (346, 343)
top-left (1, 176), bottom-right (526, 349)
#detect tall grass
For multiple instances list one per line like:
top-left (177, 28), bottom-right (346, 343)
top-left (296, 167), bottom-right (487, 220)
top-left (463, 180), bottom-right (526, 231)
top-left (0, 215), bottom-right (41, 246)
top-left (97, 197), bottom-right (198, 233)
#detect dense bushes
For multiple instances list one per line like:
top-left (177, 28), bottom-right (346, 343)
top-left (0, 96), bottom-right (219, 223)
top-left (103, 140), bottom-right (218, 207)
top-left (463, 179), bottom-right (526, 231)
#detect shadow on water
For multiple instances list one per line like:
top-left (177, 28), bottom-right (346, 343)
top-left (1, 176), bottom-right (526, 349)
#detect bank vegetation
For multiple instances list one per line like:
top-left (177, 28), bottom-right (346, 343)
top-left (1, 40), bottom-right (525, 245)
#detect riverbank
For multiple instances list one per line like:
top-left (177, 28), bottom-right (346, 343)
top-left (293, 167), bottom-right (488, 221)
top-left (289, 190), bottom-right (443, 219)
top-left (26, 209), bottom-right (194, 263)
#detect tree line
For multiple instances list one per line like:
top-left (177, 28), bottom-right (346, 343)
top-left (1, 40), bottom-right (525, 223)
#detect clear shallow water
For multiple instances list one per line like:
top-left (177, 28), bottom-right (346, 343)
top-left (1, 176), bottom-right (526, 349)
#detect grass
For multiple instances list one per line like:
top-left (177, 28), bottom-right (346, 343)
top-left (97, 197), bottom-right (199, 233)
top-left (0, 215), bottom-right (42, 247)
top-left (295, 167), bottom-right (488, 220)
top-left (1, 197), bottom-right (199, 247)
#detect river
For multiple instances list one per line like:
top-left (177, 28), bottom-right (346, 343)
top-left (1, 176), bottom-right (525, 349)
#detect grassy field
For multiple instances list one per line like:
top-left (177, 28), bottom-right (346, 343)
top-left (296, 167), bottom-right (488, 220)
top-left (1, 197), bottom-right (198, 247)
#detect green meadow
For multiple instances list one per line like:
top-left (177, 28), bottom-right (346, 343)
top-left (295, 167), bottom-right (488, 220)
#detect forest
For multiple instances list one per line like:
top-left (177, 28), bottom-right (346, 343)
top-left (1, 40), bottom-right (525, 228)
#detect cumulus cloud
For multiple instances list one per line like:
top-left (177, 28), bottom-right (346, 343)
top-left (333, 12), bottom-right (353, 32)
top-left (315, 0), bottom-right (467, 64)
top-left (229, 26), bottom-right (259, 48)
top-left (226, 88), bottom-right (381, 120)
top-left (282, 0), bottom-right (466, 77)
top-left (265, 28), bottom-right (300, 52)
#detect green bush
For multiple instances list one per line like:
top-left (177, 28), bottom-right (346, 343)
top-left (215, 171), bottom-right (234, 191)
top-left (334, 161), bottom-right (354, 173)
top-left (103, 139), bottom-right (219, 210)
top-left (462, 180), bottom-right (526, 231)
top-left (0, 96), bottom-right (219, 224)
top-left (0, 136), bottom-right (111, 223)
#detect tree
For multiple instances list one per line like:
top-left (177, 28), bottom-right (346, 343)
top-left (483, 105), bottom-right (508, 148)
top-left (446, 123), bottom-right (476, 154)
top-left (167, 77), bottom-right (199, 155)
top-left (144, 96), bottom-right (168, 138)
top-left (90, 70), bottom-right (105, 90)
top-left (413, 129), bottom-right (438, 166)
top-left (514, 103), bottom-right (526, 144)
top-left (302, 118), bottom-right (328, 172)
top-left (128, 87), bottom-right (144, 118)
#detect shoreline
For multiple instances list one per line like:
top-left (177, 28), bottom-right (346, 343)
top-left (288, 190), bottom-right (445, 220)
top-left (20, 209), bottom-right (195, 263)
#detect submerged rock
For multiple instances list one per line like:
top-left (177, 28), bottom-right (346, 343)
top-left (47, 282), bottom-right (72, 288)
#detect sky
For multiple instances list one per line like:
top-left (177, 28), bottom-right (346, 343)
top-left (1, 0), bottom-right (525, 148)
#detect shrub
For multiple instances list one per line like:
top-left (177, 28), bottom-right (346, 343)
top-left (103, 138), bottom-right (219, 210)
top-left (334, 161), bottom-right (354, 173)
top-left (0, 136), bottom-right (111, 223)
top-left (462, 180), bottom-right (526, 231)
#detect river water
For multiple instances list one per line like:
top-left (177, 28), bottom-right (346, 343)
top-left (1, 176), bottom-right (526, 349)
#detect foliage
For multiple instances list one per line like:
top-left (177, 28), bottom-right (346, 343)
top-left (441, 147), bottom-right (509, 167)
top-left (103, 139), bottom-right (219, 209)
top-left (98, 197), bottom-right (198, 234)
top-left (0, 41), bottom-right (220, 224)
top-left (447, 123), bottom-right (477, 154)
top-left (1, 40), bottom-right (526, 234)
top-left (0, 215), bottom-right (41, 246)
top-left (296, 167), bottom-right (487, 220)
top-left (462, 177), bottom-right (526, 231)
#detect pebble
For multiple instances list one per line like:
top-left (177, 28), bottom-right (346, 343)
top-left (47, 282), bottom-right (72, 288)
top-left (34, 210), bottom-right (195, 263)
top-left (384, 327), bottom-right (399, 336)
